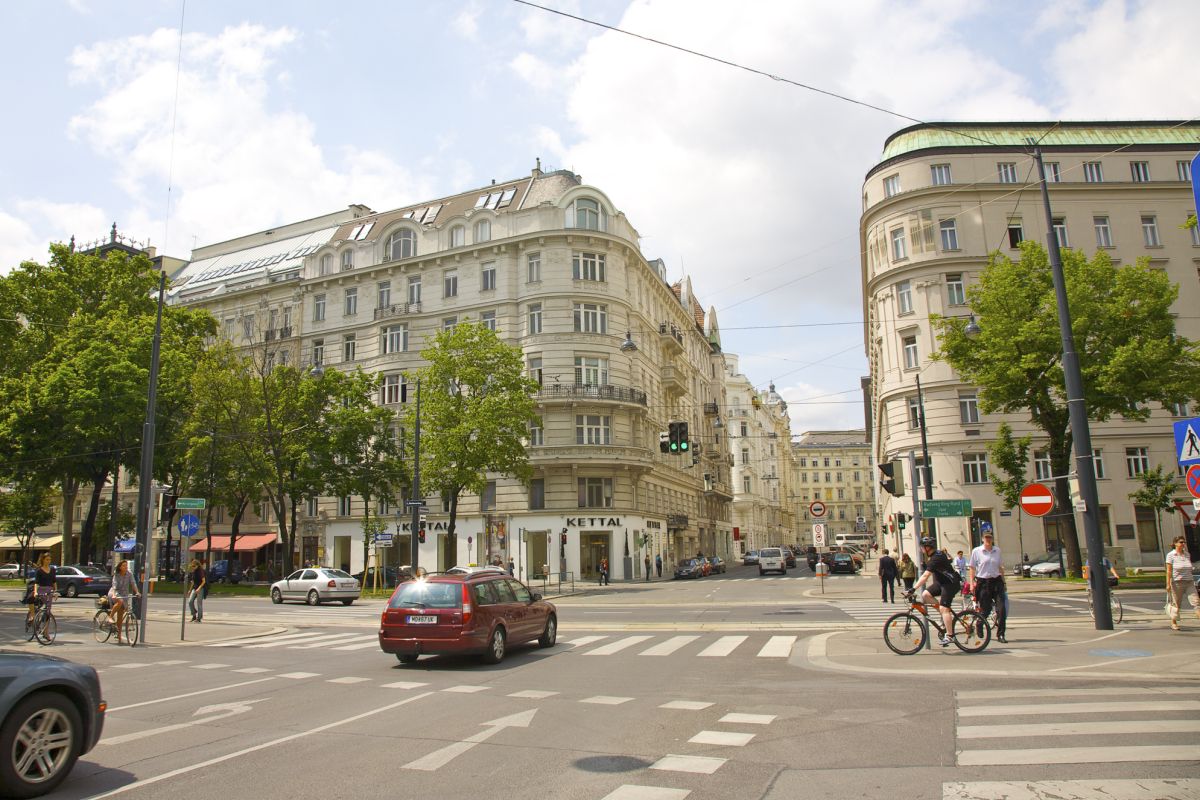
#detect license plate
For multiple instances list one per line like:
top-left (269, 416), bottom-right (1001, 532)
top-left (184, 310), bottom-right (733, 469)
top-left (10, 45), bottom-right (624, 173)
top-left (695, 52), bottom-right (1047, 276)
top-left (407, 615), bottom-right (437, 624)
top-left (339, 582), bottom-right (356, 588)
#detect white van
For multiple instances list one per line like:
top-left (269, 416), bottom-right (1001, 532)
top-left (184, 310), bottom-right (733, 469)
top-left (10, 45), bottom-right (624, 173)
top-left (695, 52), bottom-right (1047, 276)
top-left (758, 547), bottom-right (787, 576)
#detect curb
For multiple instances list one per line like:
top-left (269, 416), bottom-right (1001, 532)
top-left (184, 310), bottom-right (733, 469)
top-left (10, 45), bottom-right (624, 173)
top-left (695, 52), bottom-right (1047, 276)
top-left (170, 625), bottom-right (290, 647)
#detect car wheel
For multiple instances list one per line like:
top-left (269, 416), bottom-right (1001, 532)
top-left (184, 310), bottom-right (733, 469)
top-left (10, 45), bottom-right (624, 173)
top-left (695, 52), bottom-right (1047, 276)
top-left (481, 627), bottom-right (506, 664)
top-left (307, 589), bottom-right (320, 606)
top-left (341, 599), bottom-right (354, 606)
top-left (539, 615), bottom-right (557, 648)
top-left (64, 583), bottom-right (78, 598)
top-left (0, 691), bottom-right (83, 799)
top-left (396, 653), bottom-right (419, 664)
top-left (270, 588), bottom-right (283, 604)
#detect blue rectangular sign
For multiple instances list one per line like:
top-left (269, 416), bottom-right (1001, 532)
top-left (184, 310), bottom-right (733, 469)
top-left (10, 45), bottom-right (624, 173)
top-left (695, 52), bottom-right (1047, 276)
top-left (1173, 416), bottom-right (1200, 465)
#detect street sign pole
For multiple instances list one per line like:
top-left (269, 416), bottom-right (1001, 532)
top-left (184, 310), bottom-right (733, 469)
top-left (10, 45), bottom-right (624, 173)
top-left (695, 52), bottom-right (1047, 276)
top-left (409, 378), bottom-right (422, 576)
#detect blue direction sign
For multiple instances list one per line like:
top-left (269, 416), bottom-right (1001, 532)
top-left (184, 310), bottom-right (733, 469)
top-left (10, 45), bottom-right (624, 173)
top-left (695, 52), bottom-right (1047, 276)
top-left (1192, 153), bottom-right (1200, 228)
top-left (177, 513), bottom-right (200, 537)
top-left (373, 532), bottom-right (394, 546)
top-left (1173, 417), bottom-right (1200, 466)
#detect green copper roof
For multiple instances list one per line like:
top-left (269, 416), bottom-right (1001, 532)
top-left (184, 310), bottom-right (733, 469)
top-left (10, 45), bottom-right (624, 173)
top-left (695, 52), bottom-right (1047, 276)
top-left (880, 121), bottom-right (1200, 163)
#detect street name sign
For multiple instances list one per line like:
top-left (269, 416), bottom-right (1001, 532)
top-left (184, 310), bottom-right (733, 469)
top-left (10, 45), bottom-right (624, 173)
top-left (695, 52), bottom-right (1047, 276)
top-left (1019, 483), bottom-right (1055, 517)
top-left (177, 497), bottom-right (206, 510)
top-left (919, 499), bottom-right (972, 518)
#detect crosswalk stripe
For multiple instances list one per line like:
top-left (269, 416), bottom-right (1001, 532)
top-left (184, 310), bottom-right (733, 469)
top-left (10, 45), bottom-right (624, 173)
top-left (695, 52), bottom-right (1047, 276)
top-left (943, 780), bottom-right (1200, 799)
top-left (959, 686), bottom-right (1200, 701)
top-left (209, 630), bottom-right (326, 648)
top-left (639, 636), bottom-right (700, 656)
top-left (241, 632), bottom-right (343, 649)
top-left (563, 635), bottom-right (608, 647)
top-left (288, 632), bottom-right (371, 649)
top-left (698, 635), bottom-right (747, 657)
top-left (756, 636), bottom-right (796, 658)
top-left (957, 745), bottom-right (1200, 766)
top-left (585, 635), bottom-right (653, 655)
top-left (649, 754), bottom-right (726, 774)
top-left (958, 719), bottom-right (1200, 738)
top-left (600, 785), bottom-right (690, 800)
top-left (330, 636), bottom-right (382, 651)
top-left (959, 700), bottom-right (1200, 717)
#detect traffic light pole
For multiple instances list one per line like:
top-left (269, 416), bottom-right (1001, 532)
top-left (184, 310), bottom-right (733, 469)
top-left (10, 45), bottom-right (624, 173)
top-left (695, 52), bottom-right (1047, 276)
top-left (409, 377), bottom-right (421, 575)
top-left (133, 271), bottom-right (167, 645)
top-left (915, 375), bottom-right (936, 541)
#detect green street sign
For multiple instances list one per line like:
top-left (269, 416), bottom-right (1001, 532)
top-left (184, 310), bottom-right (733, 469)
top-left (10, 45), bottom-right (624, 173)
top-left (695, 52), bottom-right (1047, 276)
top-left (919, 499), bottom-right (972, 518)
top-left (176, 497), bottom-right (206, 510)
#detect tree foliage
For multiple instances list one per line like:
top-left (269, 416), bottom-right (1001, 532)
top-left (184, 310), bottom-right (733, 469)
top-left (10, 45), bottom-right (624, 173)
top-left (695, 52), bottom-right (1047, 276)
top-left (987, 423), bottom-right (1032, 511)
top-left (0, 479), bottom-right (55, 570)
top-left (1128, 464), bottom-right (1178, 556)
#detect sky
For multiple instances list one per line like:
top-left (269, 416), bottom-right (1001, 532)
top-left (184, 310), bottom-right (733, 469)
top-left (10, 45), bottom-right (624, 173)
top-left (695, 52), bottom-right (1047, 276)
top-left (2, 0), bottom-right (1198, 436)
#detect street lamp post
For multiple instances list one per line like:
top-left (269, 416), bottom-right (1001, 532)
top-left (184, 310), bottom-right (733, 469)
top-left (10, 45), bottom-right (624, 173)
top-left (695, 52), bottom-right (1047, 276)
top-left (914, 374), bottom-right (936, 542)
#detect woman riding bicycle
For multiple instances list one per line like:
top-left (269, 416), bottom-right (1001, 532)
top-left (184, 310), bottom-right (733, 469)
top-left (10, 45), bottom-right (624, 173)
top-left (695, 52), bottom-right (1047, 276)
top-left (910, 537), bottom-right (962, 647)
top-left (108, 559), bottom-right (140, 644)
top-left (26, 553), bottom-right (57, 625)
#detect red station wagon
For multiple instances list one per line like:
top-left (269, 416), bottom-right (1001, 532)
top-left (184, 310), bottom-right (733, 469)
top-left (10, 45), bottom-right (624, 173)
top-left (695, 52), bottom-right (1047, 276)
top-left (379, 570), bottom-right (558, 665)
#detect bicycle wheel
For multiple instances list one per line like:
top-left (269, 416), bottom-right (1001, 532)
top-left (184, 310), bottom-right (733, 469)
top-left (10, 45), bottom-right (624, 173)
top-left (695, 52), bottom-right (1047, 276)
top-left (26, 611), bottom-right (39, 642)
top-left (883, 612), bottom-right (927, 655)
top-left (1110, 593), bottom-right (1123, 624)
top-left (35, 612), bottom-right (56, 645)
top-left (952, 610), bottom-right (990, 653)
top-left (93, 610), bottom-right (112, 643)
top-left (122, 612), bottom-right (139, 646)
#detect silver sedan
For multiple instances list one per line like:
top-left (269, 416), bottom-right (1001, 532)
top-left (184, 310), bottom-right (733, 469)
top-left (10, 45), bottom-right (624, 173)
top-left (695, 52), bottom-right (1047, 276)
top-left (270, 568), bottom-right (361, 606)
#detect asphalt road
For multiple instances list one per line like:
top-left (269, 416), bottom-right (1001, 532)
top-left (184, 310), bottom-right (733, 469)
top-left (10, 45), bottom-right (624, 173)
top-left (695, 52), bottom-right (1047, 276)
top-left (2, 565), bottom-right (1196, 800)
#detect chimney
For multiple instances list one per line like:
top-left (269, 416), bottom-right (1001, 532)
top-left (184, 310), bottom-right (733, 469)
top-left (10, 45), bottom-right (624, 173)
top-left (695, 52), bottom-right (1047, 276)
top-left (532, 157), bottom-right (542, 178)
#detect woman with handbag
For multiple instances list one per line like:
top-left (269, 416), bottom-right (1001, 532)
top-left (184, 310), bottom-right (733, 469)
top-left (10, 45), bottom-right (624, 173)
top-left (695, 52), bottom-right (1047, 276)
top-left (1165, 536), bottom-right (1199, 631)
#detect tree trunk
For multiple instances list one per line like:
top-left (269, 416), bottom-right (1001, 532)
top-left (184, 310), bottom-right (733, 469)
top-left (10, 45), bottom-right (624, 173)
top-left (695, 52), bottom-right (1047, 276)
top-left (1154, 508), bottom-right (1163, 555)
top-left (447, 490), bottom-right (460, 568)
top-left (361, 496), bottom-right (371, 585)
top-left (1049, 435), bottom-right (1083, 578)
top-left (204, 506), bottom-right (213, 567)
top-left (79, 471), bottom-right (108, 565)
top-left (60, 475), bottom-right (77, 564)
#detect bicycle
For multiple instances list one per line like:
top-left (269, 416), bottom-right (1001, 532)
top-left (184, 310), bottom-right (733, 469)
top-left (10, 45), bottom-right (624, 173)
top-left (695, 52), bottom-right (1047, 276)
top-left (1087, 582), bottom-right (1123, 624)
top-left (93, 596), bottom-right (139, 645)
top-left (884, 589), bottom-right (990, 655)
top-left (961, 582), bottom-right (1005, 637)
top-left (25, 592), bottom-right (58, 645)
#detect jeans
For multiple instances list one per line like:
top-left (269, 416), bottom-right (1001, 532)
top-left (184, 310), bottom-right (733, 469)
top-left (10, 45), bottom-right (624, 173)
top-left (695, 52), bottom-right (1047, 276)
top-left (188, 588), bottom-right (204, 620)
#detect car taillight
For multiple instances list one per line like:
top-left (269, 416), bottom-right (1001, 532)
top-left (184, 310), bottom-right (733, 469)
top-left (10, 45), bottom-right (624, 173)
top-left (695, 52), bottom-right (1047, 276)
top-left (83, 577), bottom-right (92, 583)
top-left (461, 584), bottom-right (472, 624)
top-left (327, 580), bottom-right (336, 588)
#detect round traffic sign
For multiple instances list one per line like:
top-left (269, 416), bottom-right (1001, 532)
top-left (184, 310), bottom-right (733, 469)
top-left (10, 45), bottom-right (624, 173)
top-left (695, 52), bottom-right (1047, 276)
top-left (809, 501), bottom-right (827, 518)
top-left (1018, 484), bottom-right (1055, 517)
top-left (1187, 465), bottom-right (1200, 498)
top-left (177, 513), bottom-right (200, 537)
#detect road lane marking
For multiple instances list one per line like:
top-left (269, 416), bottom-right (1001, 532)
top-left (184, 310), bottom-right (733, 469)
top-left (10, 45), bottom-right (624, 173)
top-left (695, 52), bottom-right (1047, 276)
top-left (83, 692), bottom-right (434, 799)
top-left (719, 713), bottom-right (775, 725)
top-left (650, 754), bottom-right (726, 774)
top-left (688, 730), bottom-right (755, 746)
top-left (585, 635), bottom-right (653, 655)
top-left (958, 700), bottom-right (1200, 717)
top-left (659, 700), bottom-right (712, 711)
top-left (957, 745), bottom-right (1200, 766)
top-left (190, 664), bottom-right (230, 670)
top-left (101, 699), bottom-right (268, 745)
top-left (402, 709), bottom-right (536, 771)
top-left (232, 667), bottom-right (271, 674)
top-left (756, 635), bottom-right (796, 658)
top-left (581, 695), bottom-right (633, 705)
top-left (600, 786), bottom-right (690, 800)
top-left (111, 663), bottom-right (151, 669)
top-left (562, 635), bottom-right (608, 647)
top-left (326, 677), bottom-right (370, 684)
top-left (639, 636), bottom-right (699, 656)
top-left (958, 686), bottom-right (1199, 701)
top-left (443, 685), bottom-right (488, 693)
top-left (105, 678), bottom-right (276, 713)
top-left (697, 636), bottom-right (747, 657)
top-left (155, 660), bottom-right (189, 666)
top-left (329, 637), bottom-right (382, 651)
top-left (958, 719), bottom-right (1200, 738)
top-left (276, 671), bottom-right (320, 680)
top-left (382, 681), bottom-right (429, 689)
top-left (508, 690), bottom-right (558, 699)
top-left (942, 779), bottom-right (1200, 799)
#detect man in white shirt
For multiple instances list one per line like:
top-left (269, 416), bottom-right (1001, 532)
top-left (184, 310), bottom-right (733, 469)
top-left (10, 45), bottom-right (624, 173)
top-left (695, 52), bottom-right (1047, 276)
top-left (968, 531), bottom-right (1008, 643)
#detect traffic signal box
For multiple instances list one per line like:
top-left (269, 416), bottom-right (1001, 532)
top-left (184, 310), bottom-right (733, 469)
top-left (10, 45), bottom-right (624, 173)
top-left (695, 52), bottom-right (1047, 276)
top-left (878, 460), bottom-right (906, 497)
top-left (667, 422), bottom-right (691, 454)
top-left (417, 514), bottom-right (427, 544)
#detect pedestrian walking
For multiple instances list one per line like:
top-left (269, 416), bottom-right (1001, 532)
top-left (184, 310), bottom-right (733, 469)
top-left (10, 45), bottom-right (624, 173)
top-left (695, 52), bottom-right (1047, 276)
top-left (1165, 536), bottom-right (1200, 630)
top-left (644, 554), bottom-right (651, 581)
top-left (878, 549), bottom-right (897, 603)
top-left (655, 553), bottom-right (662, 578)
top-left (599, 558), bottom-right (609, 586)
top-left (968, 531), bottom-right (1007, 642)
top-left (954, 550), bottom-right (967, 578)
top-left (187, 559), bottom-right (206, 622)
top-left (898, 552), bottom-right (917, 591)
top-left (506, 558), bottom-right (515, 576)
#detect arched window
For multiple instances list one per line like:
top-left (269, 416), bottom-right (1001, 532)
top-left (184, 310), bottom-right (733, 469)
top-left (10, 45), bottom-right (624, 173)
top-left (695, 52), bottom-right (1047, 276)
top-left (387, 229), bottom-right (417, 261)
top-left (474, 219), bottom-right (491, 243)
top-left (341, 250), bottom-right (354, 270)
top-left (574, 197), bottom-right (603, 230)
top-left (449, 225), bottom-right (465, 248)
top-left (319, 253), bottom-right (333, 275)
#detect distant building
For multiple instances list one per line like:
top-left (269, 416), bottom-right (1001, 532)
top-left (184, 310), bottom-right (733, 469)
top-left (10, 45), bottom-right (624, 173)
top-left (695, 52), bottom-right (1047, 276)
top-left (791, 431), bottom-right (875, 547)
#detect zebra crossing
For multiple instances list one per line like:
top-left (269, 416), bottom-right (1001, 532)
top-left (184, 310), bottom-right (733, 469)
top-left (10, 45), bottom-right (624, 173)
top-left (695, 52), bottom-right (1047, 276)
top-left (208, 629), bottom-right (381, 651)
top-left (954, 686), bottom-right (1200, 766)
top-left (831, 599), bottom-right (906, 625)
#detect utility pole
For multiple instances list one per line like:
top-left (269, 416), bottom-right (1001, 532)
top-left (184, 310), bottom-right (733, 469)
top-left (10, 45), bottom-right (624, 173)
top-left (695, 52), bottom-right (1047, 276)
top-left (134, 271), bottom-right (167, 644)
top-left (408, 378), bottom-right (422, 574)
top-left (1030, 143), bottom-right (1111, 630)
top-left (915, 375), bottom-right (936, 541)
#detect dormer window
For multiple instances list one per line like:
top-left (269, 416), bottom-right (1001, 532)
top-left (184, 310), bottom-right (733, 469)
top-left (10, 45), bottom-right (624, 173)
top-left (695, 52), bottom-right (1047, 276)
top-left (567, 197), bottom-right (607, 231)
top-left (449, 225), bottom-right (465, 248)
top-left (387, 229), bottom-right (417, 261)
top-left (474, 219), bottom-right (491, 243)
top-left (320, 253), bottom-right (333, 275)
top-left (341, 250), bottom-right (354, 271)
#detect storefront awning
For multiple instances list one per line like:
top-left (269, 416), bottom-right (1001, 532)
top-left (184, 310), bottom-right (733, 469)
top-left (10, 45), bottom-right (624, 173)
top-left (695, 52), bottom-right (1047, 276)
top-left (0, 535), bottom-right (62, 549)
top-left (189, 533), bottom-right (277, 553)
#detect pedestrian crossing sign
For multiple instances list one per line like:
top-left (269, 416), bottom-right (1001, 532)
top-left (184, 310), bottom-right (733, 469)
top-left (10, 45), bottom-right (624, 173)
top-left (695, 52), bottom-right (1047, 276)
top-left (1173, 417), bottom-right (1200, 465)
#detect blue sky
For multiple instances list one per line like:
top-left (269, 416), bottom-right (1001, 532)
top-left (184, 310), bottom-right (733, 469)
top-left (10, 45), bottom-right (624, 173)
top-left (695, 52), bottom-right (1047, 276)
top-left (2, 0), bottom-right (1198, 434)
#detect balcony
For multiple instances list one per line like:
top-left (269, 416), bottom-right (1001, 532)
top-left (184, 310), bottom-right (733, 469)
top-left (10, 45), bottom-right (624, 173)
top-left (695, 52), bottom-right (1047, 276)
top-left (278, 326), bottom-right (293, 339)
top-left (658, 322), bottom-right (685, 355)
top-left (536, 383), bottom-right (648, 407)
top-left (703, 401), bottom-right (719, 415)
top-left (374, 301), bottom-right (422, 321)
top-left (661, 365), bottom-right (686, 397)
top-left (528, 444), bottom-right (653, 471)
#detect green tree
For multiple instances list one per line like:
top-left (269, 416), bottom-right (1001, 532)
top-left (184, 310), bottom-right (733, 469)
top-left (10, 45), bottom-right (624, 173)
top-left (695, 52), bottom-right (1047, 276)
top-left (1128, 464), bottom-right (1178, 556)
top-left (934, 241), bottom-right (1200, 577)
top-left (406, 322), bottom-right (537, 567)
top-left (987, 423), bottom-right (1033, 562)
top-left (0, 479), bottom-right (56, 573)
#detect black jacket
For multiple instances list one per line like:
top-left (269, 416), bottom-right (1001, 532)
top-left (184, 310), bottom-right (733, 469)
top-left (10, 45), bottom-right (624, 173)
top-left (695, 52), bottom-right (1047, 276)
top-left (878, 555), bottom-right (897, 579)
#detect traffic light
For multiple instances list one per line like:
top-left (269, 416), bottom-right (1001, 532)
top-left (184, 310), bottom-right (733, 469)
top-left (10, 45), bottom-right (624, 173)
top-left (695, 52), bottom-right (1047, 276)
top-left (878, 460), bottom-right (906, 497)
top-left (897, 512), bottom-right (908, 530)
top-left (659, 431), bottom-right (670, 454)
top-left (417, 514), bottom-right (427, 544)
top-left (678, 422), bottom-right (690, 453)
top-left (668, 422), bottom-right (682, 453)
top-left (159, 493), bottom-right (178, 523)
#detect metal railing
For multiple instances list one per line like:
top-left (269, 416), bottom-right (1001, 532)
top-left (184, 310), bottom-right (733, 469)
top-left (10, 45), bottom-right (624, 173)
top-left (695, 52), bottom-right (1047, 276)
top-left (536, 383), bottom-right (648, 406)
top-left (373, 301), bottom-right (422, 321)
top-left (534, 571), bottom-right (576, 595)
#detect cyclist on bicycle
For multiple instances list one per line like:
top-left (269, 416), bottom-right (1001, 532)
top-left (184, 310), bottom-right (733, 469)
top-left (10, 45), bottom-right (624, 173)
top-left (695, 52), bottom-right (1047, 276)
top-left (26, 553), bottom-right (56, 626)
top-left (910, 537), bottom-right (961, 646)
top-left (108, 559), bottom-right (140, 644)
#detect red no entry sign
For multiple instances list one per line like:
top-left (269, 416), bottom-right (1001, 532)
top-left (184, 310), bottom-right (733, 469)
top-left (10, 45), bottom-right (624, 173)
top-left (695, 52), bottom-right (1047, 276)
top-left (1186, 465), bottom-right (1200, 499)
top-left (809, 501), bottom-right (827, 518)
top-left (1019, 483), bottom-right (1055, 517)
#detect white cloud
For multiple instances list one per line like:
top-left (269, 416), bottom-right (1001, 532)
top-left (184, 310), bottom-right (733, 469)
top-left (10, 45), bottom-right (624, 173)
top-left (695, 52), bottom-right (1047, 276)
top-left (0, 201), bottom-right (108, 273)
top-left (510, 52), bottom-right (558, 92)
top-left (452, 2), bottom-right (482, 41)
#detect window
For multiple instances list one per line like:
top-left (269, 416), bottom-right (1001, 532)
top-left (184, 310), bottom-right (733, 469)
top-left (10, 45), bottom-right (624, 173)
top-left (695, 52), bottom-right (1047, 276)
top-left (884, 174), bottom-right (901, 197)
top-left (930, 164), bottom-right (951, 186)
top-left (443, 270), bottom-right (458, 298)
top-left (1083, 161), bottom-right (1103, 182)
top-left (574, 355), bottom-right (609, 385)
top-left (958, 391), bottom-right (979, 424)
top-left (527, 252), bottom-right (541, 283)
top-left (387, 229), bottom-right (417, 260)
top-left (381, 324), bottom-right (408, 354)
top-left (1034, 450), bottom-right (1051, 481)
top-left (1092, 448), bottom-right (1106, 480)
top-left (742, 475), bottom-right (751, 493)
top-left (1044, 162), bottom-right (1061, 182)
top-left (242, 317), bottom-right (254, 339)
top-left (449, 225), bottom-right (465, 248)
top-left (306, 497), bottom-right (318, 517)
top-left (480, 481), bottom-right (496, 512)
top-left (407, 276), bottom-right (421, 305)
top-left (946, 273), bottom-right (965, 305)
top-left (939, 219), bottom-right (959, 251)
top-left (741, 448), bottom-right (750, 465)
top-left (1094, 216), bottom-right (1113, 247)
top-left (578, 477), bottom-right (613, 508)
top-left (528, 356), bottom-right (543, 386)
top-left (378, 281), bottom-right (391, 309)
top-left (341, 250), bottom-right (354, 270)
top-left (311, 339), bottom-right (324, 367)
top-left (1052, 218), bottom-right (1069, 249)
top-left (914, 457), bottom-right (931, 489)
top-left (474, 219), bottom-right (491, 243)
top-left (527, 303), bottom-right (542, 335)
top-left (1141, 215), bottom-right (1161, 247)
top-left (902, 335), bottom-right (918, 370)
top-left (443, 316), bottom-right (457, 331)
top-left (320, 254), bottom-right (333, 275)
top-left (380, 374), bottom-right (405, 404)
top-left (481, 310), bottom-right (496, 331)
top-left (890, 227), bottom-right (907, 261)
top-left (481, 262), bottom-right (496, 291)
top-left (313, 294), bottom-right (326, 322)
top-left (997, 162), bottom-right (1017, 183)
top-left (573, 197), bottom-right (604, 230)
top-left (739, 422), bottom-right (748, 437)
top-left (906, 396), bottom-right (920, 429)
top-left (1179, 160), bottom-right (1193, 182)
top-left (897, 280), bottom-right (913, 314)
top-left (573, 252), bottom-right (606, 281)
top-left (962, 454), bottom-right (988, 484)
top-left (576, 415), bottom-right (612, 445)
top-left (344, 288), bottom-right (358, 316)
top-left (338, 496), bottom-right (352, 516)
top-left (528, 417), bottom-right (544, 446)
top-left (1007, 221), bottom-right (1024, 248)
top-left (1190, 217), bottom-right (1200, 247)
top-left (1125, 447), bottom-right (1149, 477)
top-left (1130, 161), bottom-right (1150, 182)
top-left (343, 334), bottom-right (356, 362)
top-left (573, 302), bottom-right (608, 334)
top-left (529, 479), bottom-right (545, 510)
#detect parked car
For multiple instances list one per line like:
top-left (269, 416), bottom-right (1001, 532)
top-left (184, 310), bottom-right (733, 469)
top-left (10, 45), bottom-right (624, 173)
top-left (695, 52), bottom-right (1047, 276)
top-left (829, 546), bottom-right (865, 568)
top-left (208, 559), bottom-right (244, 585)
top-left (0, 652), bottom-right (105, 798)
top-left (379, 571), bottom-right (557, 665)
top-left (742, 551), bottom-right (760, 566)
top-left (1029, 560), bottom-right (1063, 578)
top-left (1014, 552), bottom-right (1060, 578)
top-left (780, 549), bottom-right (797, 568)
top-left (829, 553), bottom-right (859, 574)
top-left (353, 566), bottom-right (414, 588)
top-left (758, 547), bottom-right (787, 575)
top-left (53, 565), bottom-right (112, 598)
top-left (0, 563), bottom-right (22, 579)
top-left (673, 559), bottom-right (705, 579)
top-left (270, 567), bottom-right (361, 605)
top-left (706, 556), bottom-right (727, 574)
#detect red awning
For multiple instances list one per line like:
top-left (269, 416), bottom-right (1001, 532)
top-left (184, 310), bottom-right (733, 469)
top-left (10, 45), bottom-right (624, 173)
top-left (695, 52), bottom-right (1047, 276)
top-left (189, 533), bottom-right (277, 552)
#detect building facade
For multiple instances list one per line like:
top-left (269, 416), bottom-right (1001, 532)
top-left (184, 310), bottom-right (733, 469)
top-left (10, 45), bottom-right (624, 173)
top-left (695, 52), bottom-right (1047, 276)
top-left (791, 431), bottom-right (876, 548)
top-left (862, 121), bottom-right (1200, 568)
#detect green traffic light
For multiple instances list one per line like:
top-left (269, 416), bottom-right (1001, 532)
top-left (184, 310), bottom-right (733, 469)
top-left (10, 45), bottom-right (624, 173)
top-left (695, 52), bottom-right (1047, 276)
top-left (680, 441), bottom-right (689, 451)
